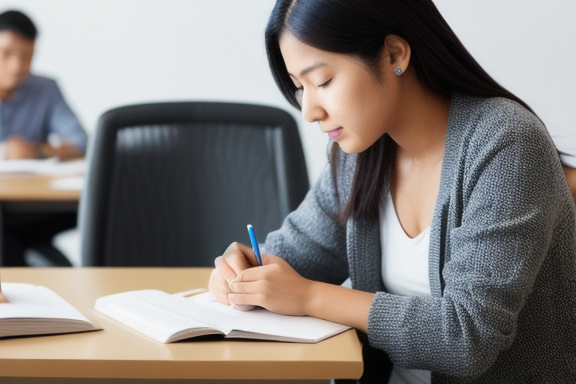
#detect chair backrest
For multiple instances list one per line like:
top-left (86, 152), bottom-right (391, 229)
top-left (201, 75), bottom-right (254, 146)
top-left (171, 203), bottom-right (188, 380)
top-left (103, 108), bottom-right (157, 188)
top-left (79, 102), bottom-right (309, 266)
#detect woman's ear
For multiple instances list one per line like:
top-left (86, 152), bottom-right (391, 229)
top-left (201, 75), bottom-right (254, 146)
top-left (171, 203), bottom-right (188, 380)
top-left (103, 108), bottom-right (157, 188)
top-left (382, 34), bottom-right (411, 76)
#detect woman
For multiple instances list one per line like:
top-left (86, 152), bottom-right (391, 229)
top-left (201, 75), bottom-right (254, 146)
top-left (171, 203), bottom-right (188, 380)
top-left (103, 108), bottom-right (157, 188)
top-left (209, 1), bottom-right (576, 383)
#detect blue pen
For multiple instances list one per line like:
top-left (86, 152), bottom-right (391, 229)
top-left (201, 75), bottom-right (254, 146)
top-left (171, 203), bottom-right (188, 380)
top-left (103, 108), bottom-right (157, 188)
top-left (246, 224), bottom-right (263, 266)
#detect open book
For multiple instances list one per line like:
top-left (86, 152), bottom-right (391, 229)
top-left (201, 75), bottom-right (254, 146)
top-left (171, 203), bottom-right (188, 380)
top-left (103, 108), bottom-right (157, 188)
top-left (0, 283), bottom-right (100, 338)
top-left (95, 290), bottom-right (351, 344)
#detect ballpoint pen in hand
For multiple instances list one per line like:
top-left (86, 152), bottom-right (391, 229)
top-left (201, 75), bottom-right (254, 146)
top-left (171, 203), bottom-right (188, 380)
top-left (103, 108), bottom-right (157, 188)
top-left (246, 224), bottom-right (263, 266)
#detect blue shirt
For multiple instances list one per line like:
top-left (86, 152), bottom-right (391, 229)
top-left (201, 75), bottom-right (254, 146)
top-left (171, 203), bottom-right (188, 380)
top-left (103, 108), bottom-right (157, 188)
top-left (0, 74), bottom-right (87, 153)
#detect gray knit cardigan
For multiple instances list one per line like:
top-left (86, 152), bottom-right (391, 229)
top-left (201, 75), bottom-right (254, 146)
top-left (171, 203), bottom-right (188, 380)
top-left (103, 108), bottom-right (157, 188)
top-left (264, 93), bottom-right (576, 383)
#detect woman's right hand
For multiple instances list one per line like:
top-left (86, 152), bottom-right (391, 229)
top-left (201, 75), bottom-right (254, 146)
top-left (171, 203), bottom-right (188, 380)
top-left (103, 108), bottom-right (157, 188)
top-left (209, 242), bottom-right (259, 309)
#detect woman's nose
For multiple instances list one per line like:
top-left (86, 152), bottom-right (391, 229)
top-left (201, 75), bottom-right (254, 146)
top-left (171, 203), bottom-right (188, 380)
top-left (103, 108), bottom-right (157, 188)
top-left (300, 90), bottom-right (326, 123)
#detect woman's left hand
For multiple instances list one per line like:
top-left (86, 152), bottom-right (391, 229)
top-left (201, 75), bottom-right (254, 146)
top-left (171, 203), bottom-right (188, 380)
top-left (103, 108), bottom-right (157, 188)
top-left (227, 254), bottom-right (313, 316)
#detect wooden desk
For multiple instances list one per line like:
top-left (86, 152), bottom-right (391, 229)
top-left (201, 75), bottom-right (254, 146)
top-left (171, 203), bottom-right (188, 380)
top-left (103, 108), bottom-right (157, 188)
top-left (0, 173), bottom-right (83, 265)
top-left (0, 173), bottom-right (81, 212)
top-left (0, 268), bottom-right (364, 383)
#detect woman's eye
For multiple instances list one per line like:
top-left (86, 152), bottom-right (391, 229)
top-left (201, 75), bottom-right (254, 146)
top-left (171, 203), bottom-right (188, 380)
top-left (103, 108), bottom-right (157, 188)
top-left (318, 79), bottom-right (332, 88)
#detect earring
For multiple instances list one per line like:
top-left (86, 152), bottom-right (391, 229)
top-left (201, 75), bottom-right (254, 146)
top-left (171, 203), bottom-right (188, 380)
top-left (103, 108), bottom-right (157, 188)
top-left (394, 67), bottom-right (403, 76)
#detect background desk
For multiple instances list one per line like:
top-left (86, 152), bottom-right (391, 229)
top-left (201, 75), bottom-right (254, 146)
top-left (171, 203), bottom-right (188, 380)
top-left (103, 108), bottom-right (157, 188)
top-left (0, 173), bottom-right (81, 212)
top-left (0, 267), bottom-right (364, 383)
top-left (0, 173), bottom-right (83, 265)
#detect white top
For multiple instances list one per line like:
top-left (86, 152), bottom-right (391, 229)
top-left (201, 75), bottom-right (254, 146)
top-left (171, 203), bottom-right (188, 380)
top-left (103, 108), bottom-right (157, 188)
top-left (380, 191), bottom-right (432, 384)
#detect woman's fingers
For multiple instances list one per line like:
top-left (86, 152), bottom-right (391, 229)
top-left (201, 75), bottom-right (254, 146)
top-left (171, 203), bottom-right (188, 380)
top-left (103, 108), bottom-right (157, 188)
top-left (209, 242), bottom-right (261, 308)
top-left (226, 255), bottom-right (311, 316)
top-left (214, 255), bottom-right (238, 285)
top-left (208, 268), bottom-right (231, 305)
top-left (226, 262), bottom-right (267, 310)
top-left (222, 242), bottom-right (260, 271)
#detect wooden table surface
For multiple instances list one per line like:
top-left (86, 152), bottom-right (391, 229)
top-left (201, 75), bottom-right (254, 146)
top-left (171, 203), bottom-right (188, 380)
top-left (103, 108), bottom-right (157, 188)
top-left (0, 173), bottom-right (81, 202)
top-left (0, 267), bottom-right (363, 381)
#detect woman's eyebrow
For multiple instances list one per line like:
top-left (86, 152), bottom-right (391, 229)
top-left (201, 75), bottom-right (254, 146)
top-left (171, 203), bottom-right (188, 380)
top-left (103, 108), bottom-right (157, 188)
top-left (290, 62), bottom-right (327, 78)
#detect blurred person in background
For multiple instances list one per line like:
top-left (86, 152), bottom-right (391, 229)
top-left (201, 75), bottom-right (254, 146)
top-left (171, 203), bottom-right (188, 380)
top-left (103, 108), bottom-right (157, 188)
top-left (0, 10), bottom-right (87, 266)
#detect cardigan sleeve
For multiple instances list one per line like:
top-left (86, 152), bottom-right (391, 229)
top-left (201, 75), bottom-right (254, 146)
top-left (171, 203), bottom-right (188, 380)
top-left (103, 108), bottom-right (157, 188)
top-left (366, 97), bottom-right (573, 379)
top-left (262, 153), bottom-right (353, 285)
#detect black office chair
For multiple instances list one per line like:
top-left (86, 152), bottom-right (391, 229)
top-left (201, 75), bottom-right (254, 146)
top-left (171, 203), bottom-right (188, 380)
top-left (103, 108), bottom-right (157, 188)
top-left (79, 102), bottom-right (309, 267)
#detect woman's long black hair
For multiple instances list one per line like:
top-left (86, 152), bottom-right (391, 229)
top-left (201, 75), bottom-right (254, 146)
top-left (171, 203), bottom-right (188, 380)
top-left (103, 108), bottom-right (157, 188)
top-left (265, 0), bottom-right (534, 223)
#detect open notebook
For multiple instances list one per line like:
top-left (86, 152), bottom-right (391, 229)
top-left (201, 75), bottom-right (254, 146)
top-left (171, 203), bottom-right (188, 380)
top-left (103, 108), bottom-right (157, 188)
top-left (0, 283), bottom-right (100, 338)
top-left (95, 290), bottom-right (351, 344)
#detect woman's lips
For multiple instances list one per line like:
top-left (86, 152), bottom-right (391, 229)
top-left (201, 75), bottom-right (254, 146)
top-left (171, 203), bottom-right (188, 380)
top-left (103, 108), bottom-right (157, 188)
top-left (327, 127), bottom-right (343, 140)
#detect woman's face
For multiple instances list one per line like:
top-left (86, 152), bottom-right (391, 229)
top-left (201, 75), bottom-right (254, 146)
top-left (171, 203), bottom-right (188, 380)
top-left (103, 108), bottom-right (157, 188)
top-left (279, 32), bottom-right (402, 154)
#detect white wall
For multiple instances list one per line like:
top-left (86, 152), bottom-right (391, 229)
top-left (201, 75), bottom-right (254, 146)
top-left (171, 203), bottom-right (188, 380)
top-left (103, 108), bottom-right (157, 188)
top-left (3, 0), bottom-right (575, 183)
top-left (435, 0), bottom-right (576, 168)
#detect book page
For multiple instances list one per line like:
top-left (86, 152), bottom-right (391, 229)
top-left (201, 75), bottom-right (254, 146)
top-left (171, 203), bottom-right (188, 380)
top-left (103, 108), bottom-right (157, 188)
top-left (1, 283), bottom-right (92, 321)
top-left (96, 290), bottom-right (350, 343)
top-left (95, 290), bottom-right (223, 343)
top-left (49, 176), bottom-right (84, 190)
top-left (0, 283), bottom-right (99, 338)
top-left (190, 292), bottom-right (351, 343)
